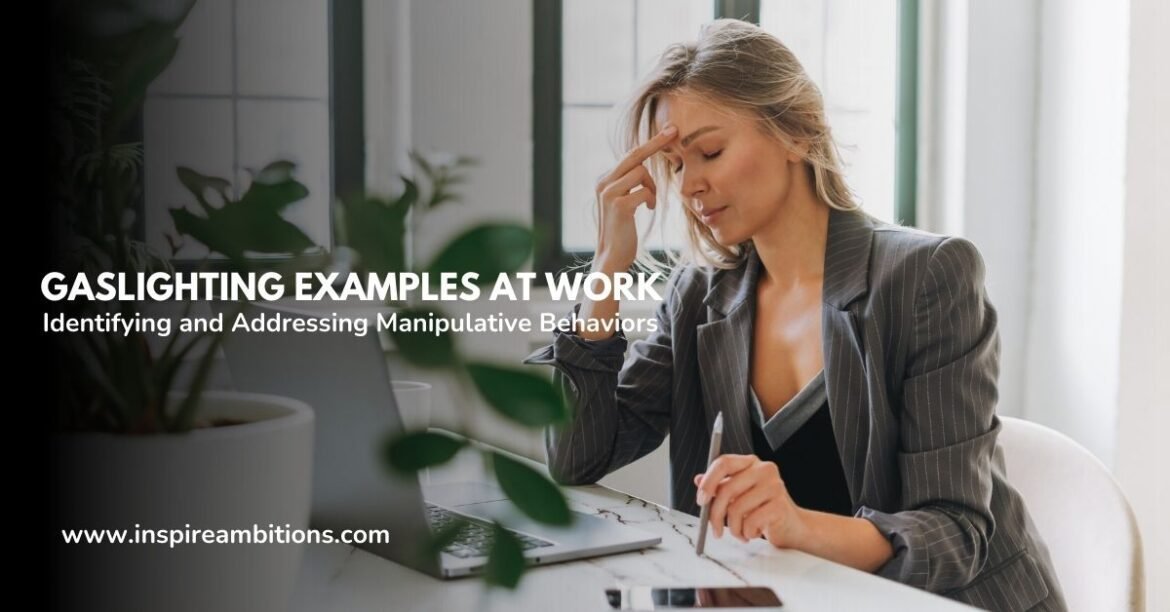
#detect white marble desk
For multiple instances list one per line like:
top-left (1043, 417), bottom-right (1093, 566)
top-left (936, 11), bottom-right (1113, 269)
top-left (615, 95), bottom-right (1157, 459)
top-left (291, 448), bottom-right (975, 612)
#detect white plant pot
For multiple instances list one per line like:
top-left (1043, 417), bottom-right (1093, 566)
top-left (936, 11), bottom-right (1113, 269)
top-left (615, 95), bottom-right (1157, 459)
top-left (52, 391), bottom-right (314, 612)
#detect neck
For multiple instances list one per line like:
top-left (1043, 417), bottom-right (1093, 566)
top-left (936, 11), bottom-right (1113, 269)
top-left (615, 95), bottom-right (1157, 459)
top-left (752, 163), bottom-right (830, 291)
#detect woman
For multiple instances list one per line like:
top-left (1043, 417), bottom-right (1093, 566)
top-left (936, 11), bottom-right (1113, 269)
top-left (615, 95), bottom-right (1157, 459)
top-left (524, 19), bottom-right (1066, 611)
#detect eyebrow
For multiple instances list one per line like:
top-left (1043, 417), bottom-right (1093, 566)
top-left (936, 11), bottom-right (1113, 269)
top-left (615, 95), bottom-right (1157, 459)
top-left (663, 126), bottom-right (721, 155)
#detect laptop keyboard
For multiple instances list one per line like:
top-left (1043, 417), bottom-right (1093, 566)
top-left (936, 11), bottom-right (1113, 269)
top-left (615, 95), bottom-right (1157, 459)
top-left (426, 503), bottom-right (555, 558)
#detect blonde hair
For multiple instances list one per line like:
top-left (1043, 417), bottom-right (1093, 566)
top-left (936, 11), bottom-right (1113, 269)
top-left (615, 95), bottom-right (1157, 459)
top-left (620, 18), bottom-right (859, 271)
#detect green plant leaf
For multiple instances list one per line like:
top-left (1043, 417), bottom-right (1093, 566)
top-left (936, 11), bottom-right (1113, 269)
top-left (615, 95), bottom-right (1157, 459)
top-left (382, 431), bottom-right (466, 474)
top-left (251, 160), bottom-right (297, 185)
top-left (484, 522), bottom-right (525, 589)
top-left (169, 164), bottom-right (316, 261)
top-left (237, 177), bottom-right (312, 216)
top-left (386, 307), bottom-right (458, 369)
top-left (425, 224), bottom-right (532, 281)
top-left (490, 451), bottom-right (572, 526)
top-left (169, 332), bottom-right (229, 431)
top-left (335, 191), bottom-right (413, 275)
top-left (398, 177), bottom-right (420, 211)
top-left (170, 207), bottom-right (313, 261)
top-left (408, 150), bottom-right (435, 178)
top-left (466, 363), bottom-right (568, 427)
top-left (176, 166), bottom-right (231, 212)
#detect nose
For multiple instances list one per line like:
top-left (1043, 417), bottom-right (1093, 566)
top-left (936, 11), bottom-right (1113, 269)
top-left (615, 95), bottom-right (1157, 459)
top-left (679, 165), bottom-right (707, 200)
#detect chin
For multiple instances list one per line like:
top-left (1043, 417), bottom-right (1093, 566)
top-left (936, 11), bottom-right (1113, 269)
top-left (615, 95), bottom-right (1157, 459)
top-left (709, 227), bottom-right (747, 247)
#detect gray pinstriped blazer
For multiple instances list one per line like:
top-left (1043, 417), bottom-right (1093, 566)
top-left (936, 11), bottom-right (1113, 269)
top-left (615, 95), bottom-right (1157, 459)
top-left (524, 208), bottom-right (1067, 611)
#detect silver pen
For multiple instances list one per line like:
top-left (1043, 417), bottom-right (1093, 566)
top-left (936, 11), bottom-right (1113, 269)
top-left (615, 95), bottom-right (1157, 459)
top-left (695, 411), bottom-right (724, 556)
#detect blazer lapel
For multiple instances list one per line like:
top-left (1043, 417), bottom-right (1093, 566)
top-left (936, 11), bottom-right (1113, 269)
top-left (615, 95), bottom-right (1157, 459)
top-left (695, 248), bottom-right (762, 457)
top-left (821, 208), bottom-right (877, 506)
top-left (692, 209), bottom-right (879, 506)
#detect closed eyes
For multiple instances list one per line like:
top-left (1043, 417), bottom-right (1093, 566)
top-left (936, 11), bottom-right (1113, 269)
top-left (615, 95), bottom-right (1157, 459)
top-left (672, 150), bottom-right (723, 174)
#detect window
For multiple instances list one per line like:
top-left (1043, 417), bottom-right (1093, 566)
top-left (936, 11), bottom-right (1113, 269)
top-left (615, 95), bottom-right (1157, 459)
top-left (535, 0), bottom-right (918, 273)
top-left (141, 0), bottom-right (363, 266)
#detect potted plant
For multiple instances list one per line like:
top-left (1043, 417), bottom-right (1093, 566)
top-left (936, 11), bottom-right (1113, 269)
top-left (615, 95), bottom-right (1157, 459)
top-left (47, 0), bottom-right (578, 602)
top-left (47, 3), bottom-right (315, 611)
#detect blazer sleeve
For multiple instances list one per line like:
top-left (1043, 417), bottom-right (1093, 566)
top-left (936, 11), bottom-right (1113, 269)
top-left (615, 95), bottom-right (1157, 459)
top-left (856, 236), bottom-right (1001, 593)
top-left (520, 267), bottom-right (684, 485)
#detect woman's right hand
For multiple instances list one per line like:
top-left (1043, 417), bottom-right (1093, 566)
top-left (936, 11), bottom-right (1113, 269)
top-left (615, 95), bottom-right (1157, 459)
top-left (592, 124), bottom-right (678, 272)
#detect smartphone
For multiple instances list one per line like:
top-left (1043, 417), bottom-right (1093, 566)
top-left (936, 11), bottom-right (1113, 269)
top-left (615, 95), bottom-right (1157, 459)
top-left (605, 586), bottom-right (783, 609)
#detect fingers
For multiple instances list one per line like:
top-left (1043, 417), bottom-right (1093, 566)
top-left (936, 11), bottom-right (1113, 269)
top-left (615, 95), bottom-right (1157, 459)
top-left (697, 459), bottom-right (784, 541)
top-left (644, 172), bottom-right (659, 210)
top-left (696, 455), bottom-right (757, 507)
top-left (613, 189), bottom-right (656, 212)
top-left (600, 165), bottom-right (655, 200)
top-left (693, 460), bottom-right (795, 546)
top-left (706, 467), bottom-right (770, 539)
top-left (725, 486), bottom-right (774, 541)
top-left (589, 126), bottom-right (674, 269)
top-left (743, 499), bottom-right (784, 541)
top-left (606, 125), bottom-right (678, 183)
top-left (601, 166), bottom-right (657, 212)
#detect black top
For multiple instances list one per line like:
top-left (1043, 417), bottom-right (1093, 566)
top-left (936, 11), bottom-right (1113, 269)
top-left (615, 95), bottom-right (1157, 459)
top-left (748, 371), bottom-right (852, 517)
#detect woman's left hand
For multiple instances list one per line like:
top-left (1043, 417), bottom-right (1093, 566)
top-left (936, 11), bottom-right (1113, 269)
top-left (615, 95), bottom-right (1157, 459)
top-left (694, 454), bottom-right (808, 546)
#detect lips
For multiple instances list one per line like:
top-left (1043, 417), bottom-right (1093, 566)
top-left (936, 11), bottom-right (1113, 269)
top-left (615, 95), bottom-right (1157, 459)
top-left (698, 205), bottom-right (728, 224)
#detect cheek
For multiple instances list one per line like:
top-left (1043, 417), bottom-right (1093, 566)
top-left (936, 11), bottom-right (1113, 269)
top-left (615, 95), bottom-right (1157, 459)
top-left (719, 149), bottom-right (791, 213)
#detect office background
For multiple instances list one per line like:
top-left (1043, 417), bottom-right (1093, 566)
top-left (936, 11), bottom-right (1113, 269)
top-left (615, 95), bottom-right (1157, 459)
top-left (139, 0), bottom-right (1167, 607)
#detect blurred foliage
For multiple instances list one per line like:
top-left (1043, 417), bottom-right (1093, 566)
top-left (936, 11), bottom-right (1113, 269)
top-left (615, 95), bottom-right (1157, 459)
top-left (340, 158), bottom-right (572, 589)
top-left (170, 163), bottom-right (316, 261)
top-left (48, 0), bottom-right (218, 434)
top-left (49, 0), bottom-right (570, 589)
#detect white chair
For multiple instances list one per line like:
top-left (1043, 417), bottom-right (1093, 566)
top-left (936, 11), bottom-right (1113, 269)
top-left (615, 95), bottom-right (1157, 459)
top-left (997, 416), bottom-right (1145, 611)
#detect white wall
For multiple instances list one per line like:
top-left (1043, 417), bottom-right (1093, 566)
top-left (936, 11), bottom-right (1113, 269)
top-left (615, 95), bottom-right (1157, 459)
top-left (365, 0), bottom-right (535, 261)
top-left (920, 0), bottom-right (1141, 465)
top-left (408, 0), bottom-right (534, 258)
top-left (927, 4), bottom-right (1165, 603)
top-left (1114, 0), bottom-right (1169, 608)
top-left (364, 0), bottom-right (413, 194)
top-left (919, 0), bottom-right (1039, 421)
top-left (1025, 0), bottom-right (1130, 463)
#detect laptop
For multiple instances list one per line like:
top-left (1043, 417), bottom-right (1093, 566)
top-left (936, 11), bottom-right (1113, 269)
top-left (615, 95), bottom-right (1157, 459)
top-left (212, 300), bottom-right (661, 578)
